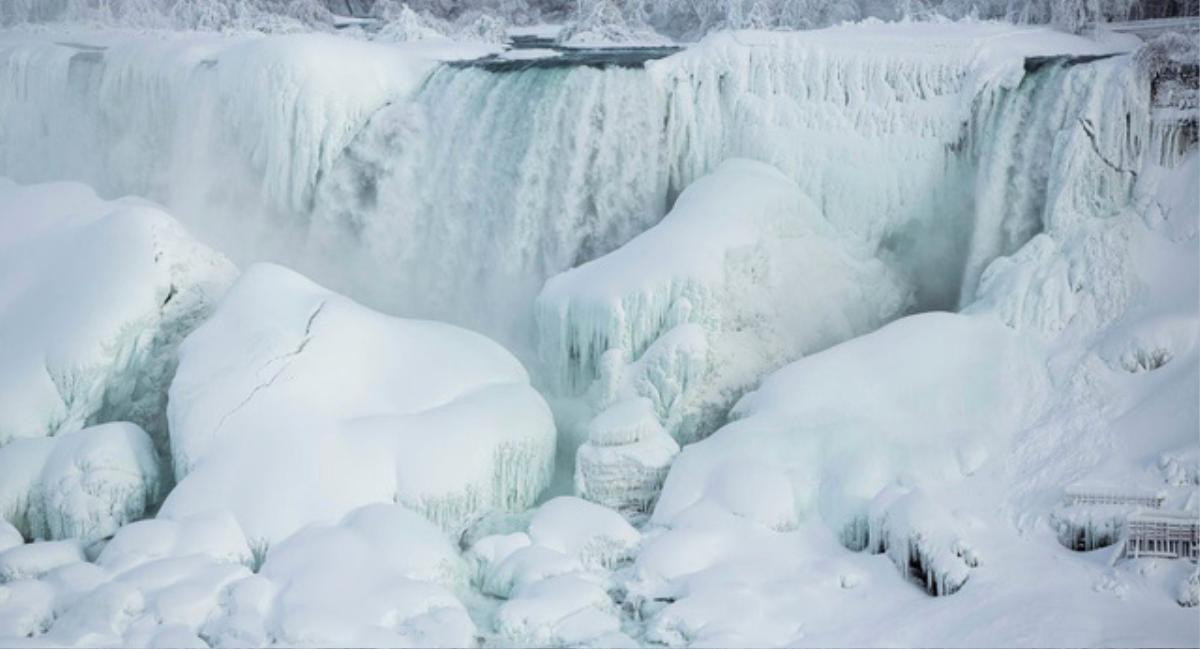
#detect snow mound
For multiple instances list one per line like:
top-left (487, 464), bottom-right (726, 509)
top-left (575, 398), bottom-right (680, 518)
top-left (537, 159), bottom-right (909, 445)
top-left (0, 423), bottom-right (160, 547)
top-left (528, 497), bottom-right (640, 570)
top-left (0, 180), bottom-right (237, 457)
top-left (231, 503), bottom-right (474, 647)
top-left (0, 541), bottom-right (84, 583)
top-left (654, 312), bottom-right (1049, 551)
top-left (495, 574), bottom-right (619, 646)
top-left (96, 512), bottom-right (253, 574)
top-left (163, 263), bottom-right (556, 543)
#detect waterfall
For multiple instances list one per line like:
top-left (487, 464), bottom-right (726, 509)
top-left (0, 29), bottom-right (1152, 361)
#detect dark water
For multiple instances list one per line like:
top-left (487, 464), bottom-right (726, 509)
top-left (453, 34), bottom-right (682, 72)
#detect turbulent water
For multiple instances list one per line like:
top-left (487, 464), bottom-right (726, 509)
top-left (0, 29), bottom-right (1154, 364)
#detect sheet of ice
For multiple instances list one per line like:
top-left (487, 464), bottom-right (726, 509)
top-left (0, 180), bottom-right (236, 458)
top-left (163, 262), bottom-right (556, 543)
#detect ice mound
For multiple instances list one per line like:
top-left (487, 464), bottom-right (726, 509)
top-left (0, 180), bottom-right (237, 457)
top-left (575, 398), bottom-right (680, 518)
top-left (537, 159), bottom-right (909, 446)
top-left (528, 497), bottom-right (640, 570)
top-left (96, 511), bottom-right (253, 573)
top-left (163, 263), bottom-right (556, 543)
top-left (653, 312), bottom-right (1048, 589)
top-left (218, 503), bottom-right (475, 647)
top-left (473, 497), bottom-right (635, 646)
top-left (0, 422), bottom-right (160, 547)
top-left (0, 503), bottom-right (474, 646)
top-left (0, 540), bottom-right (84, 583)
top-left (862, 487), bottom-right (979, 596)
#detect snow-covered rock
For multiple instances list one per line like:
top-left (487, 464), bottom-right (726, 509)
top-left (231, 503), bottom-right (475, 647)
top-left (96, 511), bottom-right (253, 574)
top-left (654, 311), bottom-right (1050, 540)
top-left (528, 497), bottom-right (640, 570)
top-left (163, 263), bottom-right (556, 543)
top-left (495, 573), bottom-right (619, 647)
top-left (0, 423), bottom-right (160, 546)
top-left (0, 540), bottom-right (84, 584)
top-left (537, 159), bottom-right (909, 446)
top-left (0, 180), bottom-right (236, 456)
top-left (575, 398), bottom-right (680, 517)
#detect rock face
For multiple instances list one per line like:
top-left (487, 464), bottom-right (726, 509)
top-left (163, 263), bottom-right (557, 544)
top-left (0, 179), bottom-right (237, 460)
top-left (575, 398), bottom-right (679, 518)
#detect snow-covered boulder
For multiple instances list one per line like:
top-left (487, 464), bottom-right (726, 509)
top-left (653, 311), bottom-right (1048, 593)
top-left (0, 423), bottom-right (160, 546)
top-left (0, 540), bottom-right (84, 584)
top-left (228, 503), bottom-right (474, 647)
top-left (0, 179), bottom-right (237, 457)
top-left (575, 398), bottom-right (680, 518)
top-left (528, 497), bottom-right (640, 570)
top-left (495, 574), bottom-right (620, 647)
top-left (96, 511), bottom-right (253, 574)
top-left (537, 159), bottom-right (909, 445)
top-left (163, 263), bottom-right (556, 543)
top-left (862, 487), bottom-right (979, 596)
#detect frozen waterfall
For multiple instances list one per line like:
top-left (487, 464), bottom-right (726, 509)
top-left (0, 26), bottom-right (1158, 359)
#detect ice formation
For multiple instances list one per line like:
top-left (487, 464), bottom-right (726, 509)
top-left (653, 312), bottom-right (1051, 538)
top-left (575, 398), bottom-right (681, 517)
top-left (472, 497), bottom-right (638, 646)
top-left (163, 263), bottom-right (556, 543)
top-left (537, 159), bottom-right (909, 448)
top-left (0, 502), bottom-right (479, 646)
top-left (0, 180), bottom-right (236, 458)
top-left (0, 423), bottom-right (160, 548)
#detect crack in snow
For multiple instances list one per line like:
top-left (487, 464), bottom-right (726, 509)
top-left (1077, 117), bottom-right (1138, 178)
top-left (209, 300), bottom-right (328, 436)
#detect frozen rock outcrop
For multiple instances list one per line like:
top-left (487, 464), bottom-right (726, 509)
top-left (861, 488), bottom-right (979, 596)
top-left (528, 497), bottom-right (640, 570)
top-left (537, 159), bottom-right (909, 446)
top-left (0, 423), bottom-right (161, 546)
top-left (163, 263), bottom-right (556, 543)
top-left (0, 179), bottom-right (237, 458)
top-left (653, 311), bottom-right (1048, 594)
top-left (575, 398), bottom-right (680, 518)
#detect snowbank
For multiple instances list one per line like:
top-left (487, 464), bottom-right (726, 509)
top-left (537, 159), bottom-right (909, 445)
top-left (163, 263), bottom-right (556, 543)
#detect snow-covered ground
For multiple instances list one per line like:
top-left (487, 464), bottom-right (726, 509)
top-left (0, 10), bottom-right (1196, 649)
